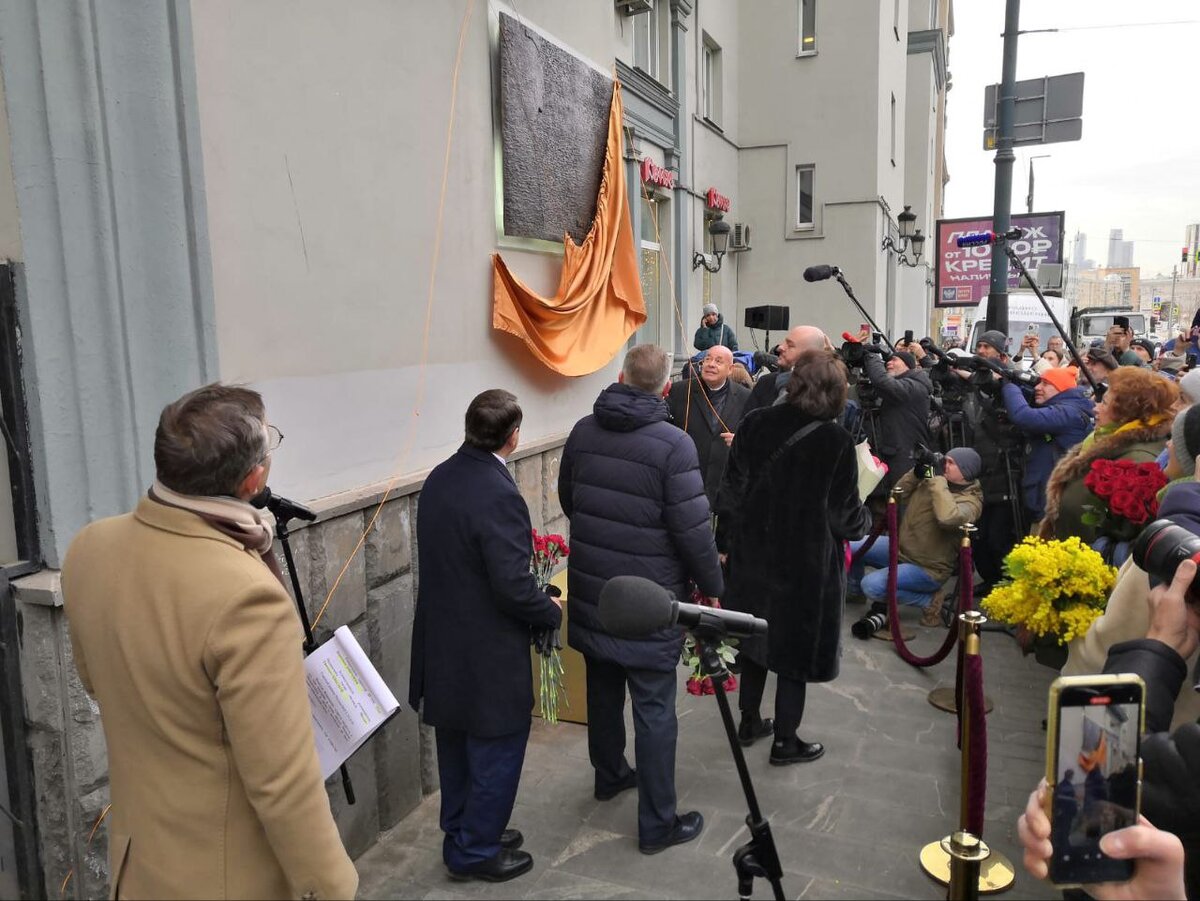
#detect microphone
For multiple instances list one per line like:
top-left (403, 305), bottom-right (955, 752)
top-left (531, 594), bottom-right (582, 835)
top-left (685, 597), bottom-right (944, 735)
top-left (598, 575), bottom-right (768, 639)
top-left (803, 264), bottom-right (841, 282)
top-left (841, 331), bottom-right (862, 344)
top-left (955, 227), bottom-right (1023, 248)
top-left (251, 487), bottom-right (317, 524)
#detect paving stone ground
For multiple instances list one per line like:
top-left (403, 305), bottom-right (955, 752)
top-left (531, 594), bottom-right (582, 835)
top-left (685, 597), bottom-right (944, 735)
top-left (356, 605), bottom-right (1060, 900)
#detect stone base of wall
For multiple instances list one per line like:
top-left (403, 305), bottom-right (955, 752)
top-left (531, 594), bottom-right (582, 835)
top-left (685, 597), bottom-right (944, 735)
top-left (13, 438), bottom-right (568, 897)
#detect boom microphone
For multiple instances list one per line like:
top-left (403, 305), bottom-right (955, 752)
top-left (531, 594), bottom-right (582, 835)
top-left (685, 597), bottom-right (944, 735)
top-left (803, 264), bottom-right (841, 282)
top-left (598, 575), bottom-right (768, 639)
top-left (955, 227), bottom-right (1023, 248)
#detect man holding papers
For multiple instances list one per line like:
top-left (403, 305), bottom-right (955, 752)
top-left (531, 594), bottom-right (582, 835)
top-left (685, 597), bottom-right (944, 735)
top-left (61, 384), bottom-right (357, 900)
top-left (410, 389), bottom-right (563, 883)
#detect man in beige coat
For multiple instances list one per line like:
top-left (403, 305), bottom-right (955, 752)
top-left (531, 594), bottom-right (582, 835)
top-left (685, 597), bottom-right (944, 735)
top-left (62, 384), bottom-right (357, 900)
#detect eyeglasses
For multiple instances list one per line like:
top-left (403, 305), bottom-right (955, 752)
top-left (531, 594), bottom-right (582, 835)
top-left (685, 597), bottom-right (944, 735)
top-left (266, 424), bottom-right (284, 454)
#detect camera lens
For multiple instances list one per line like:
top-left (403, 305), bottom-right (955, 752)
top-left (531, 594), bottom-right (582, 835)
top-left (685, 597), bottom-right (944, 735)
top-left (851, 611), bottom-right (889, 640)
top-left (1133, 519), bottom-right (1200, 586)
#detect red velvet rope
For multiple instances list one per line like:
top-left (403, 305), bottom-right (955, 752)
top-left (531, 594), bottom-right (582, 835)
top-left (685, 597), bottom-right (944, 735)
top-left (963, 652), bottom-right (988, 838)
top-left (849, 514), bottom-right (886, 565)
top-left (885, 501), bottom-right (966, 667)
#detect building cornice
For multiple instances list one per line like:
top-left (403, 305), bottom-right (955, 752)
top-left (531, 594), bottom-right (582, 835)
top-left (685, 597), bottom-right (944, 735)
top-left (907, 28), bottom-right (947, 91)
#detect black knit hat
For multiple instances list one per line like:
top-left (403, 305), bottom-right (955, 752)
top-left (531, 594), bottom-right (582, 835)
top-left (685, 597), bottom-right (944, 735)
top-left (892, 350), bottom-right (916, 370)
top-left (977, 330), bottom-right (1008, 356)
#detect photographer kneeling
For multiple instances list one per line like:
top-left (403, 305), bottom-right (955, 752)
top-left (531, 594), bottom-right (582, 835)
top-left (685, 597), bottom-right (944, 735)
top-left (848, 447), bottom-right (984, 626)
top-left (860, 344), bottom-right (932, 494)
top-left (1000, 365), bottom-right (1095, 525)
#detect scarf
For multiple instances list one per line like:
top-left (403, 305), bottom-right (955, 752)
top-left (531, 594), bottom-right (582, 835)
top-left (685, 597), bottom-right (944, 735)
top-left (148, 480), bottom-right (287, 586)
top-left (1080, 413), bottom-right (1171, 452)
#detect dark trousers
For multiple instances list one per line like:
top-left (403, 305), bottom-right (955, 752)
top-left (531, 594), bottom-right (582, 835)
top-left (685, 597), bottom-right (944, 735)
top-left (737, 657), bottom-right (808, 738)
top-left (974, 500), bottom-right (1021, 587)
top-left (584, 656), bottom-right (677, 843)
top-left (435, 724), bottom-right (530, 870)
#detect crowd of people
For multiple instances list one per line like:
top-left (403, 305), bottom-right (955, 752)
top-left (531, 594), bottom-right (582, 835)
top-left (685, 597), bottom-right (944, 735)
top-left (54, 299), bottom-right (1200, 897)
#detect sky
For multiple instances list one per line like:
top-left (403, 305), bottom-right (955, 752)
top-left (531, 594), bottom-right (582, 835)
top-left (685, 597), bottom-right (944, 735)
top-left (943, 1), bottom-right (1200, 278)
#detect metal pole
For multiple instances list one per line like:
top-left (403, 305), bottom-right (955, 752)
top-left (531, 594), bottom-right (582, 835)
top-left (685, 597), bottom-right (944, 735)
top-left (1170, 265), bottom-right (1178, 337)
top-left (986, 0), bottom-right (1021, 335)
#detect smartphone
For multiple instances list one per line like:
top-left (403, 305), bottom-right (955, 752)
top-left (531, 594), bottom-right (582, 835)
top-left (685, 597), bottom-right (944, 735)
top-left (903, 329), bottom-right (914, 345)
top-left (872, 332), bottom-right (883, 344)
top-left (860, 323), bottom-right (869, 332)
top-left (1044, 674), bottom-right (1145, 888)
top-left (1027, 323), bottom-right (1039, 334)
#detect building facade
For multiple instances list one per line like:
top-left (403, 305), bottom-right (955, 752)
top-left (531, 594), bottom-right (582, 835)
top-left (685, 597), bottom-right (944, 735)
top-left (0, 2), bottom-right (952, 895)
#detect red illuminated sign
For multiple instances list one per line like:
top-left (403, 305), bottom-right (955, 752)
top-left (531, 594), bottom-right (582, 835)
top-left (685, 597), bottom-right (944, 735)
top-left (705, 188), bottom-right (731, 212)
top-left (640, 159), bottom-right (676, 190)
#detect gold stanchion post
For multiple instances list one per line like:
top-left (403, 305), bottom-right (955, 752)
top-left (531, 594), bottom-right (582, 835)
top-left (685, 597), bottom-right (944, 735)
top-left (928, 523), bottom-right (994, 715)
top-left (919, 611), bottom-right (1015, 895)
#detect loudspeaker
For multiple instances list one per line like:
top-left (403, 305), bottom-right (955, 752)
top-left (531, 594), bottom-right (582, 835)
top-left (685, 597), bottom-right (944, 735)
top-left (744, 305), bottom-right (789, 331)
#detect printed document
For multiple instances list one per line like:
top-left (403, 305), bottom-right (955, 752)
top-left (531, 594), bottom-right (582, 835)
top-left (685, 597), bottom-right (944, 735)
top-left (305, 625), bottom-right (399, 779)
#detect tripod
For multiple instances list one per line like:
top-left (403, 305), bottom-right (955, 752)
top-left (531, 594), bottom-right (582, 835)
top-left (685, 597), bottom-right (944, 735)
top-left (257, 489), bottom-right (357, 805)
top-left (694, 627), bottom-right (786, 901)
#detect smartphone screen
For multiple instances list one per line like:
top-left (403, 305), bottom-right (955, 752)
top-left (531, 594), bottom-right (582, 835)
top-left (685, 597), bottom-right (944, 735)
top-left (903, 329), bottom-right (914, 344)
top-left (1047, 677), bottom-right (1143, 886)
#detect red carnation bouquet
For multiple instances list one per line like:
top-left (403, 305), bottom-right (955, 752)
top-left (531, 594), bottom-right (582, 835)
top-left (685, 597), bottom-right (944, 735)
top-left (530, 529), bottom-right (569, 724)
top-left (1081, 459), bottom-right (1168, 541)
top-left (680, 587), bottom-right (738, 696)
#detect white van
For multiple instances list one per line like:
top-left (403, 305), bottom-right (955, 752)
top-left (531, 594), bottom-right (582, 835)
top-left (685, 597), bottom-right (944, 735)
top-left (966, 291), bottom-right (1072, 362)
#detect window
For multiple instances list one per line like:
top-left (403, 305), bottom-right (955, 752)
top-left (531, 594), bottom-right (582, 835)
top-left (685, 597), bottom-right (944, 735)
top-left (796, 165), bottom-right (814, 229)
top-left (799, 0), bottom-right (816, 55)
top-left (633, 3), bottom-right (670, 88)
top-left (702, 37), bottom-right (722, 124)
top-left (890, 93), bottom-right (897, 166)
top-left (638, 197), bottom-right (671, 349)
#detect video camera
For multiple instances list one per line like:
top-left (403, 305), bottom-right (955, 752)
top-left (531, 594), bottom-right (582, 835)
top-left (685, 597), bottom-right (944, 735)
top-left (1133, 519), bottom-right (1200, 605)
top-left (839, 337), bottom-right (891, 370)
top-left (913, 442), bottom-right (945, 478)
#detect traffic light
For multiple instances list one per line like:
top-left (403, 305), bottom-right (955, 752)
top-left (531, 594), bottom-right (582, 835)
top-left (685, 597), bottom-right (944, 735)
top-left (1184, 247), bottom-right (1190, 263)
top-left (1151, 316), bottom-right (1159, 331)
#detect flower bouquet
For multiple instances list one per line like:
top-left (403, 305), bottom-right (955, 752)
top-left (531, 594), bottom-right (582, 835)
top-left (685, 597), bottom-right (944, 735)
top-left (530, 529), bottom-right (569, 724)
top-left (680, 587), bottom-right (738, 696)
top-left (982, 536), bottom-right (1117, 667)
top-left (1081, 459), bottom-right (1168, 551)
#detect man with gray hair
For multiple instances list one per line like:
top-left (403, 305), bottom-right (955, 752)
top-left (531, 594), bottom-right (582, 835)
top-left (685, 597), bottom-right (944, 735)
top-left (742, 324), bottom-right (831, 419)
top-left (560, 344), bottom-right (723, 855)
top-left (61, 384), bottom-right (357, 899)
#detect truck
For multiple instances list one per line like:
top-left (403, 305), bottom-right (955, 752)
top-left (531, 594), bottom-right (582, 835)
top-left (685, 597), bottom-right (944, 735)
top-left (1069, 306), bottom-right (1153, 353)
top-left (965, 290), bottom-right (1073, 361)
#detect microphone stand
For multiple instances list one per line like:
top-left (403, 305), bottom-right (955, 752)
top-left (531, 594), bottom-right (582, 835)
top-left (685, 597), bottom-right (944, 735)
top-left (265, 493), bottom-right (357, 806)
top-left (832, 271), bottom-right (896, 352)
top-left (693, 624), bottom-right (785, 901)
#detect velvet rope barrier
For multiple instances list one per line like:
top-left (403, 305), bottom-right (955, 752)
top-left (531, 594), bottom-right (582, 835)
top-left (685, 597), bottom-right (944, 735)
top-left (849, 514), bottom-right (886, 566)
top-left (963, 652), bottom-right (988, 839)
top-left (885, 494), bottom-right (965, 668)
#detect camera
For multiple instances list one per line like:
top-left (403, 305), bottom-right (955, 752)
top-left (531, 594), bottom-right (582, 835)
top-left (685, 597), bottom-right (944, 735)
top-left (913, 442), bottom-right (945, 478)
top-left (852, 609), bottom-right (890, 639)
top-left (1133, 519), bottom-right (1200, 603)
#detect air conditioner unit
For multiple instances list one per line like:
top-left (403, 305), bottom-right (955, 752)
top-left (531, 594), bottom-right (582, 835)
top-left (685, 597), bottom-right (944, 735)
top-left (615, 0), bottom-right (653, 15)
top-left (730, 223), bottom-right (752, 252)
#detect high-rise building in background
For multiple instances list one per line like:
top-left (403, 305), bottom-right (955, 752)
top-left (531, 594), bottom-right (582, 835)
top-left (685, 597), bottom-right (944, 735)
top-left (1107, 228), bottom-right (1134, 269)
top-left (1072, 230), bottom-right (1092, 270)
top-left (1185, 223), bottom-right (1200, 279)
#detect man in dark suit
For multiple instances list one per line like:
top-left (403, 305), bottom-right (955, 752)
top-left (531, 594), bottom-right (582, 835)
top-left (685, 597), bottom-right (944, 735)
top-left (667, 345), bottom-right (751, 507)
top-left (409, 389), bottom-right (563, 883)
top-left (561, 344), bottom-right (723, 854)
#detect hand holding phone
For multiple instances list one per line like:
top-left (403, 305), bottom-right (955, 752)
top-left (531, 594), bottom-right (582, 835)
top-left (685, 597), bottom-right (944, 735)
top-left (1043, 675), bottom-right (1145, 888)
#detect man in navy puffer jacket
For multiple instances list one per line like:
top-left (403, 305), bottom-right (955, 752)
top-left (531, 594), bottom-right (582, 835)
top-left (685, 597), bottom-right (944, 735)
top-left (560, 344), bottom-right (723, 856)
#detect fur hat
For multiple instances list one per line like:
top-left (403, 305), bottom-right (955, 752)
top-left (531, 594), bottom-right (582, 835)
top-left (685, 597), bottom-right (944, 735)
top-left (1171, 404), bottom-right (1200, 477)
top-left (1039, 366), bottom-right (1079, 393)
top-left (946, 447), bottom-right (982, 482)
top-left (977, 330), bottom-right (1009, 356)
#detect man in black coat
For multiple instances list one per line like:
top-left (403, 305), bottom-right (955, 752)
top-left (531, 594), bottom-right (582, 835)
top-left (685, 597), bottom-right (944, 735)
top-left (560, 344), bottom-right (723, 855)
top-left (409, 389), bottom-right (562, 883)
top-left (667, 345), bottom-right (751, 508)
top-left (860, 347), bottom-right (932, 495)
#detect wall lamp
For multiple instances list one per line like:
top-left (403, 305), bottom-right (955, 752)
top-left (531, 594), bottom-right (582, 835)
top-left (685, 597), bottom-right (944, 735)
top-left (692, 217), bottom-right (731, 272)
top-left (881, 205), bottom-right (926, 268)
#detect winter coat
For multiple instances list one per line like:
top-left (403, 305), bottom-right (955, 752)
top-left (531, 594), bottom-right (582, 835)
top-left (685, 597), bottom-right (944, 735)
top-left (1000, 383), bottom-right (1094, 522)
top-left (560, 383), bottom-right (724, 672)
top-left (694, 314), bottom-right (739, 351)
top-left (894, 470), bottom-right (984, 583)
top-left (1103, 638), bottom-right (1200, 898)
top-left (667, 377), bottom-right (750, 508)
top-left (861, 353), bottom-right (933, 493)
top-left (716, 405), bottom-right (872, 682)
top-left (410, 445), bottom-right (562, 736)
top-left (1039, 420), bottom-right (1171, 543)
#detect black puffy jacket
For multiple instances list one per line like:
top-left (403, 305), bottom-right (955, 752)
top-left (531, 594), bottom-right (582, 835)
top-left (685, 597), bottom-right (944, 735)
top-left (861, 353), bottom-right (933, 493)
top-left (559, 383), bottom-right (724, 671)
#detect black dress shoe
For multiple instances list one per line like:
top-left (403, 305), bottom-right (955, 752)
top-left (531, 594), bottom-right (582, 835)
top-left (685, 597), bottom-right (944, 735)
top-left (595, 769), bottom-right (637, 801)
top-left (769, 736), bottom-right (825, 766)
top-left (638, 811), bottom-right (704, 855)
top-left (500, 829), bottom-right (523, 850)
top-left (736, 715), bottom-right (774, 747)
top-left (447, 848), bottom-right (534, 883)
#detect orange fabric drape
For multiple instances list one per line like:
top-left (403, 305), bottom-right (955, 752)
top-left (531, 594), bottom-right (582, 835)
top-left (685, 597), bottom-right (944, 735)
top-left (492, 80), bottom-right (647, 376)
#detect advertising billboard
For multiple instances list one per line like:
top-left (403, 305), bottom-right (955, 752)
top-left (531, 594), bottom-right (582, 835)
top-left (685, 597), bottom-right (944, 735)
top-left (935, 211), bottom-right (1065, 308)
